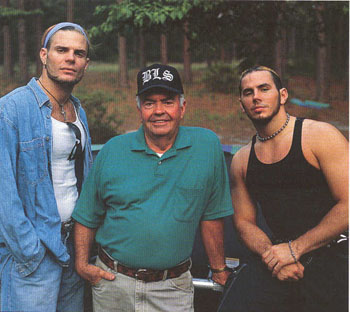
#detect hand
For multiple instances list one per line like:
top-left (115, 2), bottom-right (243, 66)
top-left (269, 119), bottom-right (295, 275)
top-left (211, 270), bottom-right (231, 286)
top-left (274, 262), bottom-right (304, 282)
top-left (262, 243), bottom-right (297, 275)
top-left (76, 263), bottom-right (115, 285)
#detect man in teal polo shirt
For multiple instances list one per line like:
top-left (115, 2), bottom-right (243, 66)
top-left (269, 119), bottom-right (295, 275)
top-left (73, 63), bottom-right (233, 311)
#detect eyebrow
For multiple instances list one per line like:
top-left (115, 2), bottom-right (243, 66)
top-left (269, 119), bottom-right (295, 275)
top-left (242, 83), bottom-right (271, 93)
top-left (53, 45), bottom-right (87, 53)
top-left (257, 83), bottom-right (271, 88)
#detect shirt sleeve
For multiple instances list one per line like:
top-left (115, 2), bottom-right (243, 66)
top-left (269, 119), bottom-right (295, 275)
top-left (0, 101), bottom-right (46, 276)
top-left (201, 135), bottom-right (233, 220)
top-left (72, 145), bottom-right (107, 228)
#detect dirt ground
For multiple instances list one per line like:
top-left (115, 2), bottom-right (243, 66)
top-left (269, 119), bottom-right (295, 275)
top-left (76, 69), bottom-right (349, 146)
top-left (2, 69), bottom-right (348, 145)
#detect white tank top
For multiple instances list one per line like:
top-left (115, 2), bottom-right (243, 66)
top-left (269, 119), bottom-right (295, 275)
top-left (51, 111), bottom-right (86, 222)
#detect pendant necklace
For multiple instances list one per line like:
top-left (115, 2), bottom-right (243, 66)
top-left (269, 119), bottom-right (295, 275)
top-left (38, 79), bottom-right (69, 122)
top-left (256, 113), bottom-right (290, 142)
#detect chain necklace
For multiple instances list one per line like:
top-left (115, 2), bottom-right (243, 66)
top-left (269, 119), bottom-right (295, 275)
top-left (38, 79), bottom-right (69, 122)
top-left (256, 113), bottom-right (290, 142)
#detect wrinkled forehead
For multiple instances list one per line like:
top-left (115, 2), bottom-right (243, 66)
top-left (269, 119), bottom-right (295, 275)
top-left (50, 29), bottom-right (89, 49)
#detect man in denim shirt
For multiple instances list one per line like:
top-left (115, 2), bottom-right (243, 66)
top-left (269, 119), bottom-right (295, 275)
top-left (0, 22), bottom-right (92, 311)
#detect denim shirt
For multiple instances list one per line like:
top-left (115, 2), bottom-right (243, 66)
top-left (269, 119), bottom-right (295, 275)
top-left (0, 78), bottom-right (93, 277)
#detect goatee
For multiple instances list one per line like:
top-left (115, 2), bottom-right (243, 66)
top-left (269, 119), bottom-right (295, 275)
top-left (46, 67), bottom-right (83, 87)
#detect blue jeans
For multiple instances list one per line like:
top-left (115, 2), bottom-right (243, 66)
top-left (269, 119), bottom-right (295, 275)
top-left (0, 233), bottom-right (84, 312)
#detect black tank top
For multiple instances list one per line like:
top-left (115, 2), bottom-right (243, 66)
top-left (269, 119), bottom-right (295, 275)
top-left (246, 118), bottom-right (336, 241)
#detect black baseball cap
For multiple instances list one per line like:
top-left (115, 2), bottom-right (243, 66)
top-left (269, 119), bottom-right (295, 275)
top-left (136, 63), bottom-right (184, 96)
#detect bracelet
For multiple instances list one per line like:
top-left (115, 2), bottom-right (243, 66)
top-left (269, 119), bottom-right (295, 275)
top-left (210, 266), bottom-right (229, 273)
top-left (288, 240), bottom-right (298, 263)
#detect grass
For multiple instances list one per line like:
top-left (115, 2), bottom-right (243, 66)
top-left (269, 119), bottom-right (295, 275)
top-left (87, 62), bottom-right (119, 73)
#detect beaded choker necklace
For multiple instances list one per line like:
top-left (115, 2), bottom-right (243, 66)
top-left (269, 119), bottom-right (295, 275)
top-left (256, 113), bottom-right (290, 142)
top-left (38, 79), bottom-right (69, 122)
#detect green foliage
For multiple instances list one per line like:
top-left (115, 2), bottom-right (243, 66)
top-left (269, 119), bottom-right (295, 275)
top-left (74, 89), bottom-right (123, 144)
top-left (0, 7), bottom-right (42, 24)
top-left (90, 0), bottom-right (216, 37)
top-left (202, 60), bottom-right (243, 94)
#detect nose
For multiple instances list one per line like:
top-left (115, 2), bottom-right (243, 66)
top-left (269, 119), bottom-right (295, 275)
top-left (252, 90), bottom-right (261, 102)
top-left (65, 51), bottom-right (75, 62)
top-left (153, 102), bottom-right (166, 114)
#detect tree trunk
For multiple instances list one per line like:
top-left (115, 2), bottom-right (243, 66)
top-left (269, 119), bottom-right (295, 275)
top-left (117, 0), bottom-right (128, 87)
top-left (274, 5), bottom-right (287, 80)
top-left (231, 42), bottom-right (236, 61)
top-left (183, 21), bottom-right (192, 83)
top-left (335, 13), bottom-right (347, 79)
top-left (66, 0), bottom-right (74, 22)
top-left (315, 2), bottom-right (329, 101)
top-left (138, 29), bottom-right (146, 68)
top-left (18, 0), bottom-right (28, 83)
top-left (1, 0), bottom-right (13, 79)
top-left (206, 57), bottom-right (212, 68)
top-left (160, 33), bottom-right (168, 65)
top-left (118, 34), bottom-right (129, 87)
top-left (220, 46), bottom-right (226, 63)
top-left (274, 27), bottom-right (287, 80)
top-left (340, 14), bottom-right (349, 100)
top-left (34, 0), bottom-right (42, 76)
top-left (288, 26), bottom-right (296, 57)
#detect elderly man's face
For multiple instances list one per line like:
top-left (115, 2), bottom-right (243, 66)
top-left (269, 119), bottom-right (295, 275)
top-left (138, 89), bottom-right (186, 142)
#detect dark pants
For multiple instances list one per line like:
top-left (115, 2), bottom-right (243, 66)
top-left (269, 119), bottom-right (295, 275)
top-left (218, 246), bottom-right (348, 312)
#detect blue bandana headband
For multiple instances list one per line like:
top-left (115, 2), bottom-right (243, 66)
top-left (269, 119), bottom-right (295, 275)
top-left (43, 22), bottom-right (89, 48)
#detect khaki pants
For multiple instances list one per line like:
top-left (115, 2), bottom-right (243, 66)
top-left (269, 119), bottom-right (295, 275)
top-left (92, 256), bottom-right (194, 312)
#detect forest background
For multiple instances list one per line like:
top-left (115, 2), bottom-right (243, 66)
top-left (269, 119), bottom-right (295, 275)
top-left (0, 0), bottom-right (348, 145)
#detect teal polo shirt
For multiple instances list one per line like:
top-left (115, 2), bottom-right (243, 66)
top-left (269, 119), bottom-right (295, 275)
top-left (73, 126), bottom-right (233, 270)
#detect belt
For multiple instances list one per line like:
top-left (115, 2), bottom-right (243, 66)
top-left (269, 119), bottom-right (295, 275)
top-left (98, 247), bottom-right (191, 283)
top-left (61, 219), bottom-right (74, 235)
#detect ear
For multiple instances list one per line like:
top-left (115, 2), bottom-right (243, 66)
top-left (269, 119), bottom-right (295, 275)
top-left (39, 48), bottom-right (48, 65)
top-left (239, 98), bottom-right (246, 113)
top-left (180, 99), bottom-right (186, 119)
top-left (137, 104), bottom-right (142, 121)
top-left (84, 58), bottom-right (90, 71)
top-left (279, 88), bottom-right (288, 105)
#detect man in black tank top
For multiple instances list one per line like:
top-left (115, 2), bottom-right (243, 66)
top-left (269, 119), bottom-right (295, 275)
top-left (219, 66), bottom-right (348, 312)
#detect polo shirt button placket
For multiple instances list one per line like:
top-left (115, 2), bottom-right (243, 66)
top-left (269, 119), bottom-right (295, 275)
top-left (154, 158), bottom-right (165, 177)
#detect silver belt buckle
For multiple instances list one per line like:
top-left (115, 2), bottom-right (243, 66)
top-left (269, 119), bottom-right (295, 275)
top-left (135, 268), bottom-right (148, 279)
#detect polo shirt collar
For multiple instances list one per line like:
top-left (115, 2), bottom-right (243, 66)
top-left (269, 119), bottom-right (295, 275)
top-left (130, 126), bottom-right (192, 154)
top-left (173, 126), bottom-right (192, 150)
